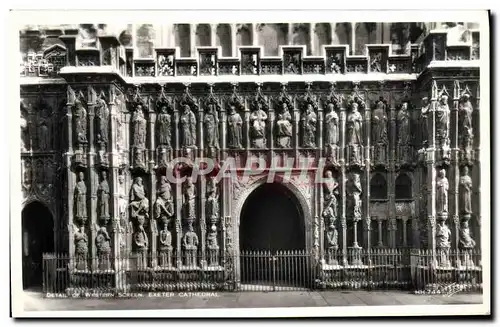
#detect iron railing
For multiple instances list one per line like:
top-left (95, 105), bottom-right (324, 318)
top-left (42, 248), bottom-right (482, 296)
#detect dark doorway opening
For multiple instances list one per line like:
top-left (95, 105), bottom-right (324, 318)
top-left (239, 183), bottom-right (309, 289)
top-left (22, 201), bottom-right (54, 290)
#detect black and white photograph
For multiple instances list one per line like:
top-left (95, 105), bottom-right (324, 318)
top-left (8, 8), bottom-right (491, 318)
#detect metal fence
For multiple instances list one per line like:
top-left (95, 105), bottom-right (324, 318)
top-left (42, 248), bottom-right (482, 296)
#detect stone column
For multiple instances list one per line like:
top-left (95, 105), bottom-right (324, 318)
top-left (363, 97), bottom-right (371, 251)
top-left (230, 24), bottom-right (237, 57)
top-left (473, 85), bottom-right (481, 249)
top-left (199, 177), bottom-right (207, 268)
top-left (388, 102), bottom-right (397, 248)
top-left (211, 24), bottom-right (217, 47)
top-left (175, 180), bottom-right (183, 268)
top-left (451, 81), bottom-right (461, 252)
top-left (198, 89), bottom-right (204, 159)
top-left (351, 22), bottom-right (356, 55)
top-left (190, 24), bottom-right (196, 57)
top-left (252, 24), bottom-right (258, 46)
top-left (427, 82), bottom-right (438, 262)
top-left (339, 104), bottom-right (347, 265)
top-left (87, 94), bottom-right (97, 270)
top-left (65, 88), bottom-right (75, 268)
top-left (148, 106), bottom-right (157, 267)
top-left (309, 23), bottom-right (314, 56)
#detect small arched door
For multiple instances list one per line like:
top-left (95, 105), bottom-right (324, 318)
top-left (239, 183), bottom-right (309, 288)
top-left (22, 201), bottom-right (54, 289)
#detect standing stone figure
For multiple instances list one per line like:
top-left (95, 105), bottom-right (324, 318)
top-left (37, 107), bottom-right (50, 151)
top-left (95, 96), bottom-right (109, 146)
top-left (249, 101), bottom-right (268, 148)
top-left (459, 166), bottom-right (473, 215)
top-left (371, 100), bottom-right (388, 145)
top-left (459, 94), bottom-right (474, 149)
top-left (347, 102), bottom-right (363, 164)
top-left (129, 176), bottom-right (149, 219)
top-left (73, 98), bottom-right (88, 146)
top-left (180, 104), bottom-right (197, 148)
top-left (97, 171), bottom-right (110, 225)
top-left (436, 169), bottom-right (449, 216)
top-left (20, 108), bottom-right (29, 151)
top-left (204, 103), bottom-right (219, 149)
top-left (183, 224), bottom-right (199, 267)
top-left (74, 172), bottom-right (87, 225)
top-left (436, 95), bottom-right (451, 147)
top-left (397, 102), bottom-right (411, 145)
top-left (227, 105), bottom-right (243, 149)
top-left (420, 97), bottom-right (430, 147)
top-left (301, 103), bottom-right (317, 148)
top-left (206, 177), bottom-right (219, 226)
top-left (156, 105), bottom-right (172, 147)
top-left (134, 214), bottom-right (149, 254)
top-left (276, 102), bottom-right (293, 148)
top-left (460, 221), bottom-right (476, 249)
top-left (348, 173), bottom-right (362, 222)
top-left (131, 104), bottom-right (147, 149)
top-left (324, 103), bottom-right (339, 147)
top-left (183, 177), bottom-right (196, 225)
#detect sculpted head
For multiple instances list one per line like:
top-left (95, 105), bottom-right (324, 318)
top-left (440, 95), bottom-right (449, 104)
top-left (307, 103), bottom-right (313, 112)
top-left (78, 171), bottom-right (84, 180)
top-left (327, 103), bottom-right (334, 112)
top-left (422, 97), bottom-right (429, 106)
top-left (282, 102), bottom-right (288, 111)
top-left (183, 104), bottom-right (191, 112)
top-left (462, 166), bottom-right (469, 175)
top-left (438, 169), bottom-right (446, 178)
top-left (229, 105), bottom-right (236, 114)
top-left (401, 102), bottom-right (408, 110)
top-left (325, 170), bottom-right (333, 179)
top-left (352, 102), bottom-right (359, 112)
top-left (101, 171), bottom-right (107, 179)
top-left (462, 94), bottom-right (470, 101)
top-left (135, 177), bottom-right (143, 185)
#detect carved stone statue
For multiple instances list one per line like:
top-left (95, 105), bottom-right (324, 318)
top-left (324, 103), bottom-right (339, 146)
top-left (74, 172), bottom-right (87, 225)
top-left (323, 170), bottom-right (338, 221)
top-left (183, 224), bottom-right (199, 267)
top-left (227, 105), bottom-right (243, 149)
top-left (459, 166), bottom-right (473, 215)
top-left (207, 228), bottom-right (219, 266)
top-left (74, 226), bottom-right (88, 270)
top-left (420, 97), bottom-right (430, 147)
top-left (180, 104), bottom-right (197, 148)
top-left (326, 223), bottom-right (338, 249)
top-left (436, 220), bottom-right (451, 249)
top-left (460, 221), bottom-right (476, 249)
top-left (276, 102), bottom-right (293, 148)
top-left (183, 177), bottom-right (196, 225)
top-left (301, 103), bottom-right (317, 147)
top-left (436, 169), bottom-right (449, 216)
top-left (348, 173), bottom-right (362, 222)
top-left (371, 100), bottom-right (388, 145)
top-left (436, 95), bottom-right (450, 147)
top-left (459, 94), bottom-right (474, 149)
top-left (95, 226), bottom-right (111, 269)
top-left (347, 103), bottom-right (363, 145)
top-left (20, 109), bottom-right (29, 151)
top-left (118, 173), bottom-right (128, 222)
top-left (250, 101), bottom-right (268, 148)
top-left (134, 214), bottom-right (149, 251)
top-left (158, 221), bottom-right (173, 267)
top-left (204, 103), bottom-right (219, 149)
top-left (95, 97), bottom-right (109, 146)
top-left (157, 105), bottom-right (172, 147)
top-left (397, 102), bottom-right (411, 145)
top-left (73, 98), bottom-right (88, 146)
top-left (37, 107), bottom-right (50, 150)
top-left (155, 176), bottom-right (174, 228)
top-left (131, 104), bottom-right (147, 149)
top-left (206, 177), bottom-right (219, 225)
top-left (129, 176), bottom-right (149, 220)
top-left (97, 171), bottom-right (110, 225)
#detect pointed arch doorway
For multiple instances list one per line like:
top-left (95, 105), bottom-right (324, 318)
top-left (22, 201), bottom-right (54, 290)
top-left (239, 182), bottom-right (310, 289)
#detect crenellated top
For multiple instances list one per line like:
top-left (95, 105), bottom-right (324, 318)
top-left (19, 26), bottom-right (480, 83)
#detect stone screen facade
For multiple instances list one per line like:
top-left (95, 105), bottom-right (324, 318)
top-left (20, 22), bottom-right (481, 290)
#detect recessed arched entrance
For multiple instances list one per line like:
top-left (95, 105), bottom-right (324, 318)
top-left (239, 182), bottom-right (309, 288)
top-left (22, 201), bottom-right (54, 290)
